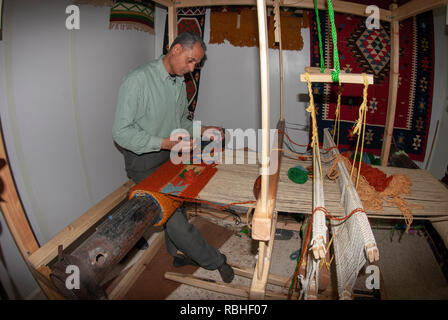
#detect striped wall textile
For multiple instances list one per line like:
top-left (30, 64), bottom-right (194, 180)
top-left (163, 7), bottom-right (207, 120)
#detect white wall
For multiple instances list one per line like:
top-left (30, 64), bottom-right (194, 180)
top-left (192, 9), bottom-right (311, 151)
top-left (0, 0), bottom-right (154, 299)
top-left (427, 7), bottom-right (448, 178)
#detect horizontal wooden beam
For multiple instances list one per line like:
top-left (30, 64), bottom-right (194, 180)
top-left (152, 0), bottom-right (174, 8)
top-left (300, 70), bottom-right (374, 85)
top-left (394, 0), bottom-right (448, 21)
top-left (185, 205), bottom-right (301, 231)
top-left (172, 0), bottom-right (392, 21)
top-left (28, 180), bottom-right (135, 269)
top-left (164, 271), bottom-right (288, 299)
top-left (230, 263), bottom-right (289, 287)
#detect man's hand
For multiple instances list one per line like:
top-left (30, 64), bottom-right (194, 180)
top-left (161, 132), bottom-right (194, 151)
top-left (201, 126), bottom-right (224, 141)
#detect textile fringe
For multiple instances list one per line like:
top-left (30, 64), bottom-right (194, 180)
top-left (210, 8), bottom-right (309, 50)
top-left (109, 22), bottom-right (155, 34)
top-left (74, 0), bottom-right (114, 7)
top-left (326, 154), bottom-right (421, 231)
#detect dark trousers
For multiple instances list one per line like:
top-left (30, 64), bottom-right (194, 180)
top-left (123, 148), bottom-right (225, 270)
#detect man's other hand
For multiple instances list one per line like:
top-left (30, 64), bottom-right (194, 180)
top-left (162, 133), bottom-right (193, 151)
top-left (201, 126), bottom-right (224, 141)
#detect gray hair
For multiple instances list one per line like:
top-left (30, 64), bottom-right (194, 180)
top-left (169, 32), bottom-right (207, 52)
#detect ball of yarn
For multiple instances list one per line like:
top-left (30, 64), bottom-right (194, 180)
top-left (288, 165), bottom-right (309, 184)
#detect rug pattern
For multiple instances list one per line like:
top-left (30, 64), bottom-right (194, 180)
top-left (309, 10), bottom-right (434, 161)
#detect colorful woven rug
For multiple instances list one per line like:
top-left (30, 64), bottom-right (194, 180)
top-left (309, 10), bottom-right (434, 162)
top-left (163, 7), bottom-right (206, 121)
top-left (130, 161), bottom-right (217, 200)
top-left (109, 0), bottom-right (155, 35)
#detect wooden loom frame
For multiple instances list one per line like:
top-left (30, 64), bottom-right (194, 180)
top-left (1, 0), bottom-right (447, 300)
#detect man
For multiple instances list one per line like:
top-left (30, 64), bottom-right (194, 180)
top-left (113, 32), bottom-right (234, 283)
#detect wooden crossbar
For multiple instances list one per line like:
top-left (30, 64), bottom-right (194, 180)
top-left (300, 68), bottom-right (374, 85)
top-left (164, 262), bottom-right (294, 299)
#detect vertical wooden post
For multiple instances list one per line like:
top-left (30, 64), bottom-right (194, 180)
top-left (380, 3), bottom-right (399, 166)
top-left (168, 5), bottom-right (178, 48)
top-left (255, 0), bottom-right (271, 225)
top-left (273, 0), bottom-right (284, 121)
top-left (0, 124), bottom-right (62, 299)
top-left (0, 135), bottom-right (39, 257)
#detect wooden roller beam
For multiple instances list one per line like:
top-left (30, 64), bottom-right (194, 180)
top-left (300, 69), bottom-right (374, 85)
top-left (28, 180), bottom-right (134, 269)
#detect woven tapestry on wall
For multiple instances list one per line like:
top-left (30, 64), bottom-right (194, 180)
top-left (163, 7), bottom-right (206, 120)
top-left (309, 10), bottom-right (434, 162)
top-left (109, 0), bottom-right (155, 34)
top-left (209, 6), bottom-right (309, 51)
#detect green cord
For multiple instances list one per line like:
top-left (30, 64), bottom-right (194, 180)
top-left (327, 0), bottom-right (341, 83)
top-left (313, 0), bottom-right (325, 73)
top-left (313, 0), bottom-right (341, 82)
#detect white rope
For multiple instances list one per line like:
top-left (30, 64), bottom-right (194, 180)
top-left (323, 129), bottom-right (380, 299)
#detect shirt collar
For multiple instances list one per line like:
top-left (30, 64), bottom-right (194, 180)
top-left (157, 55), bottom-right (185, 84)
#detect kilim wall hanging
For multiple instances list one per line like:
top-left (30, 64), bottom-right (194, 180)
top-left (209, 6), bottom-right (309, 51)
top-left (109, 0), bottom-right (155, 34)
top-left (163, 7), bottom-right (206, 120)
top-left (309, 9), bottom-right (434, 162)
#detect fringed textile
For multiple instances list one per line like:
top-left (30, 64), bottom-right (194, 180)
top-left (210, 6), bottom-right (309, 51)
top-left (310, 10), bottom-right (435, 162)
top-left (109, 0), bottom-right (155, 35)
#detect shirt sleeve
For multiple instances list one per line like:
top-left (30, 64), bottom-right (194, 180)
top-left (112, 74), bottom-right (163, 154)
top-left (179, 83), bottom-right (193, 136)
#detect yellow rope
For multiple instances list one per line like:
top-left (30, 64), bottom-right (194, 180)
top-left (319, 231), bottom-right (335, 271)
top-left (304, 72), bottom-right (323, 185)
top-left (332, 83), bottom-right (342, 147)
top-left (348, 73), bottom-right (369, 189)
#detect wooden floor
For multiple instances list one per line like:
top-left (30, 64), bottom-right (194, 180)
top-left (108, 215), bottom-right (448, 300)
top-left (105, 217), bottom-right (234, 300)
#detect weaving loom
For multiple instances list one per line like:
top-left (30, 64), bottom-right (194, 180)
top-left (4, 0), bottom-right (448, 302)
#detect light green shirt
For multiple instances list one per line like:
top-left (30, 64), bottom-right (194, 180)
top-left (113, 56), bottom-right (193, 155)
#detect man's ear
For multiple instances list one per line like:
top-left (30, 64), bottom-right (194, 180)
top-left (172, 43), bottom-right (183, 55)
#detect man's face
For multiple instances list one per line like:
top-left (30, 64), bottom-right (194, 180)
top-left (170, 42), bottom-right (205, 76)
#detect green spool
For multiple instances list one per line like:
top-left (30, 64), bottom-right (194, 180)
top-left (288, 165), bottom-right (309, 184)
